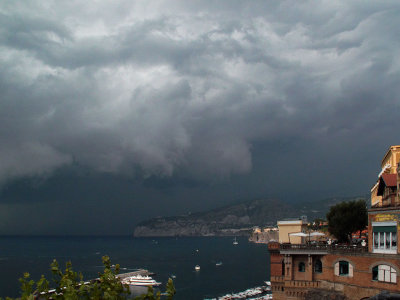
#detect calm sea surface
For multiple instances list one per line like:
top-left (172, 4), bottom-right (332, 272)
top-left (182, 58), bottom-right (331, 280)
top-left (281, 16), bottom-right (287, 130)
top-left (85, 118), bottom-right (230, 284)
top-left (0, 236), bottom-right (270, 299)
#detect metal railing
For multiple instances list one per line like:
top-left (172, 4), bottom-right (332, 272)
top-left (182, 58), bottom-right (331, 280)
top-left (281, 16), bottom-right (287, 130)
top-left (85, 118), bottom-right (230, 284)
top-left (280, 242), bottom-right (368, 253)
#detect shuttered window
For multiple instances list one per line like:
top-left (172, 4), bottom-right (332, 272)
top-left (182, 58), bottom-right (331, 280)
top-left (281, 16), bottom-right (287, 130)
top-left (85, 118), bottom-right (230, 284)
top-left (372, 265), bottom-right (397, 283)
top-left (334, 261), bottom-right (353, 277)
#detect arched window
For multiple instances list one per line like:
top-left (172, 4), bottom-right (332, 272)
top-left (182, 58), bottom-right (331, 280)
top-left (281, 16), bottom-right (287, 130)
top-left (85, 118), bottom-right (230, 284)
top-left (372, 266), bottom-right (378, 281)
top-left (298, 262), bottom-right (305, 272)
top-left (314, 259), bottom-right (322, 273)
top-left (334, 260), bottom-right (353, 277)
top-left (372, 265), bottom-right (397, 283)
top-left (339, 261), bottom-right (349, 275)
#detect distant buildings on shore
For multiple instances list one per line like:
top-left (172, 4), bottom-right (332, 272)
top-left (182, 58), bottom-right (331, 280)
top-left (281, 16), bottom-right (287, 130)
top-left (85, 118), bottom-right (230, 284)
top-left (249, 226), bottom-right (279, 243)
top-left (268, 145), bottom-right (400, 300)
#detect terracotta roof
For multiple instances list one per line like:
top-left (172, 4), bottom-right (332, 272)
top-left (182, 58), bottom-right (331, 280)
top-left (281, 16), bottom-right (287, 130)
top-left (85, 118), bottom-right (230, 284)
top-left (381, 173), bottom-right (397, 187)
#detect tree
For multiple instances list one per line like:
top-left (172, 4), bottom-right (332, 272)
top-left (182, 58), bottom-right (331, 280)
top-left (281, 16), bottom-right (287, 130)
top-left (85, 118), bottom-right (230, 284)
top-left (4, 256), bottom-right (175, 300)
top-left (326, 199), bottom-right (367, 243)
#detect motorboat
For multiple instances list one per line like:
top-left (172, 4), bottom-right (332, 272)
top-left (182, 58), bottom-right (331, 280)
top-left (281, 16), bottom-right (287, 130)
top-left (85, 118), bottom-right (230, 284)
top-left (195, 265), bottom-right (200, 271)
top-left (215, 261), bottom-right (223, 266)
top-left (233, 237), bottom-right (238, 245)
top-left (120, 274), bottom-right (161, 286)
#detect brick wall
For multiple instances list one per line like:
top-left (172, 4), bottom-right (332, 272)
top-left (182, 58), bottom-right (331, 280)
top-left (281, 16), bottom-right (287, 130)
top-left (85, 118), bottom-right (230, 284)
top-left (320, 253), bottom-right (400, 293)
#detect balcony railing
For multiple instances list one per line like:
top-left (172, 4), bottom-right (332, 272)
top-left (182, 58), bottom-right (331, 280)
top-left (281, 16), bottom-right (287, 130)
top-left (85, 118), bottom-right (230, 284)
top-left (285, 280), bottom-right (320, 288)
top-left (372, 193), bottom-right (399, 208)
top-left (270, 276), bottom-right (284, 282)
top-left (280, 242), bottom-right (368, 253)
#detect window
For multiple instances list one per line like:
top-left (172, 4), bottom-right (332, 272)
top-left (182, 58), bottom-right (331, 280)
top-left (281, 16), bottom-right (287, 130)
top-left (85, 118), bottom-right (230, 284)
top-left (282, 260), bottom-right (285, 276)
top-left (372, 265), bottom-right (397, 283)
top-left (334, 260), bottom-right (353, 277)
top-left (392, 232), bottom-right (397, 247)
top-left (372, 266), bottom-right (378, 281)
top-left (298, 262), bottom-right (305, 272)
top-left (339, 261), bottom-right (349, 276)
top-left (314, 259), bottom-right (322, 273)
top-left (372, 224), bottom-right (397, 254)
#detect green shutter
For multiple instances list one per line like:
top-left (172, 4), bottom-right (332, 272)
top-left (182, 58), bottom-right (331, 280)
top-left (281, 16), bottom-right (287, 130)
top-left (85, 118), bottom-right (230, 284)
top-left (373, 226), bottom-right (396, 233)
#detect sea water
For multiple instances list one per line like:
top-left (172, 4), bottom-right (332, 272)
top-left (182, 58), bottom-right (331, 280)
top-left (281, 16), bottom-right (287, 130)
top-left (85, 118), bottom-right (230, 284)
top-left (0, 236), bottom-right (270, 299)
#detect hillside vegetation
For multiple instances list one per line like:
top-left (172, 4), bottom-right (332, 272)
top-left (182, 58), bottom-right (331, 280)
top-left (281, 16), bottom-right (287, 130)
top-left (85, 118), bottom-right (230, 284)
top-left (133, 196), bottom-right (367, 237)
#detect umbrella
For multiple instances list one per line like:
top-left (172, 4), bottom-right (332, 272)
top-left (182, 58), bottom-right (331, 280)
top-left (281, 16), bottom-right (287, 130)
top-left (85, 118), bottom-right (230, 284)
top-left (289, 232), bottom-right (308, 236)
top-left (309, 232), bottom-right (325, 237)
top-left (288, 232), bottom-right (307, 243)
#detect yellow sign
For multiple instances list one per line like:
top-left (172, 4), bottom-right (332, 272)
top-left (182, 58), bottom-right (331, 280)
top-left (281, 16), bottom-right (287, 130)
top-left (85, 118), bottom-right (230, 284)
top-left (374, 214), bottom-right (398, 222)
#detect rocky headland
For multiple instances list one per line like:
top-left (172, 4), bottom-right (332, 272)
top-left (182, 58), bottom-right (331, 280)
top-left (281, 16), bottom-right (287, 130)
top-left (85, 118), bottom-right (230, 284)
top-left (133, 196), bottom-right (366, 237)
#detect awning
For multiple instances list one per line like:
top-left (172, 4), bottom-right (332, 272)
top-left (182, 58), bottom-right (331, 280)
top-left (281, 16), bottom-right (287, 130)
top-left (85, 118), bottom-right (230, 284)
top-left (289, 232), bottom-right (308, 237)
top-left (309, 232), bottom-right (325, 237)
top-left (373, 226), bottom-right (396, 233)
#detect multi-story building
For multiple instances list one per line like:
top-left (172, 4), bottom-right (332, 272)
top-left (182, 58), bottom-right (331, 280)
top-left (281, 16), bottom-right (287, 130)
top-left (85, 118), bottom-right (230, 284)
top-left (371, 145), bottom-right (400, 207)
top-left (277, 217), bottom-right (308, 244)
top-left (269, 145), bottom-right (400, 300)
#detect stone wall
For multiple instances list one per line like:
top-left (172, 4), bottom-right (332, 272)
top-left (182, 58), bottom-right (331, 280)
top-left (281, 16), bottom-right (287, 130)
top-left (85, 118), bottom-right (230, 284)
top-left (305, 289), bottom-right (348, 300)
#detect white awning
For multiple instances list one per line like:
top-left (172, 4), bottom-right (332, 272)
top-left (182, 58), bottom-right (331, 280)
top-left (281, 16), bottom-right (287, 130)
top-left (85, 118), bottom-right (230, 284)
top-left (309, 232), bottom-right (325, 237)
top-left (289, 232), bottom-right (307, 237)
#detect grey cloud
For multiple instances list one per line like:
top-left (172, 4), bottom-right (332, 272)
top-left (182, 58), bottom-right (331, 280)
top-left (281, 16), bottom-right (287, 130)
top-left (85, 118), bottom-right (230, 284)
top-left (0, 0), bottom-right (399, 187)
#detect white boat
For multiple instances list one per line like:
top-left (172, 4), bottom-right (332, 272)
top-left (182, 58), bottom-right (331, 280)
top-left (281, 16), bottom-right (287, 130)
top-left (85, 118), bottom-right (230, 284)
top-left (233, 237), bottom-right (238, 245)
top-left (121, 274), bottom-right (161, 286)
top-left (215, 261), bottom-right (223, 266)
top-left (195, 265), bottom-right (201, 271)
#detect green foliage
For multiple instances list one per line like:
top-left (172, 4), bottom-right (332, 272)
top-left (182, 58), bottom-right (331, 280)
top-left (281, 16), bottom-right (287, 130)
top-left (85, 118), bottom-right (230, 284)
top-left (19, 273), bottom-right (35, 300)
top-left (165, 278), bottom-right (176, 300)
top-left (3, 256), bottom-right (175, 300)
top-left (326, 199), bottom-right (368, 243)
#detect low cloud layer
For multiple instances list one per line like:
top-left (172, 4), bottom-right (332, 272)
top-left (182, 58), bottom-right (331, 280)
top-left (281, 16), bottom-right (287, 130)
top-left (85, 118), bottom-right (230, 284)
top-left (1, 1), bottom-right (399, 186)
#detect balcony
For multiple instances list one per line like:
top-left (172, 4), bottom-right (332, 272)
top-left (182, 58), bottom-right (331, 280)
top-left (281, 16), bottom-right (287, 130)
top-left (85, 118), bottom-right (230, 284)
top-left (371, 193), bottom-right (400, 209)
top-left (285, 280), bottom-right (320, 288)
top-left (382, 194), bottom-right (398, 207)
top-left (267, 241), bottom-right (280, 250)
top-left (271, 276), bottom-right (284, 282)
top-left (280, 242), bottom-right (368, 254)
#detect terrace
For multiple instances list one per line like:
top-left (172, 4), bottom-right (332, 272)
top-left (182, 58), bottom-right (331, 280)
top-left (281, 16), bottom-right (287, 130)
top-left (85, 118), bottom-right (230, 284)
top-left (279, 242), bottom-right (368, 255)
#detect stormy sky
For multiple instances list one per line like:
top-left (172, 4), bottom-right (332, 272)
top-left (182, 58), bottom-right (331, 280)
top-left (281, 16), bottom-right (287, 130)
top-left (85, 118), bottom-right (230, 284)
top-left (0, 1), bottom-right (399, 235)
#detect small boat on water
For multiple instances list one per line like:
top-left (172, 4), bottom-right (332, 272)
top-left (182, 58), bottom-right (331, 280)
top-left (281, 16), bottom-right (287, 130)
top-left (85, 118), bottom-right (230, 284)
top-left (233, 237), bottom-right (238, 245)
top-left (215, 261), bottom-right (223, 266)
top-left (121, 274), bottom-right (161, 286)
top-left (195, 265), bottom-right (201, 271)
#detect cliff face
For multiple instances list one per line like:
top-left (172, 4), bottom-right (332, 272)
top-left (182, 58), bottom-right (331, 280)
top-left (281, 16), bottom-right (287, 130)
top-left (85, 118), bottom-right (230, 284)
top-left (133, 196), bottom-right (366, 237)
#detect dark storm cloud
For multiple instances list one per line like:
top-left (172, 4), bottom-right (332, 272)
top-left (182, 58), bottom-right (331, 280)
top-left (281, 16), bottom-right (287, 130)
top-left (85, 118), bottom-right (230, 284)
top-left (0, 0), bottom-right (399, 187)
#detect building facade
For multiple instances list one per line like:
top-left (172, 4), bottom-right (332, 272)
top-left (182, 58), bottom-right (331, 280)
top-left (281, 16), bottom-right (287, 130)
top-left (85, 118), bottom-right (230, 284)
top-left (277, 218), bottom-right (308, 244)
top-left (269, 145), bottom-right (400, 300)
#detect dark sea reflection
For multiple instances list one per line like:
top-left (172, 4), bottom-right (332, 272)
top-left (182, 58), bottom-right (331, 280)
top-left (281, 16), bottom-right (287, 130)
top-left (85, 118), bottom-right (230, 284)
top-left (0, 236), bottom-right (270, 300)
